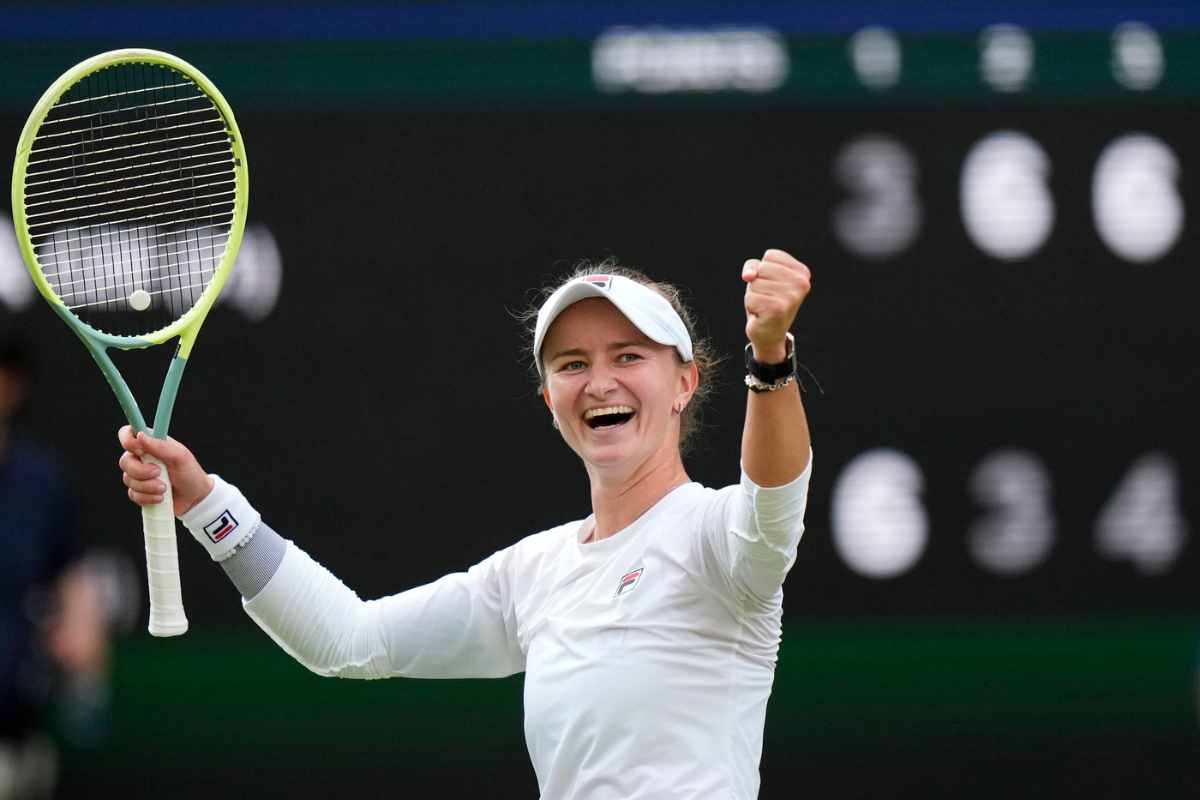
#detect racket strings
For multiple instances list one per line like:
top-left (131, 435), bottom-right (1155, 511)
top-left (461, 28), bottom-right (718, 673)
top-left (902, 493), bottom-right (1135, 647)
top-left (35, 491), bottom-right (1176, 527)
top-left (33, 104), bottom-right (221, 142)
top-left (30, 115), bottom-right (225, 154)
top-left (23, 156), bottom-right (236, 205)
top-left (25, 135), bottom-right (231, 176)
top-left (35, 91), bottom-right (207, 128)
top-left (22, 62), bottom-right (238, 336)
top-left (40, 224), bottom-right (230, 275)
top-left (26, 188), bottom-right (237, 228)
top-left (41, 231), bottom-right (231, 298)
top-left (47, 79), bottom-right (195, 109)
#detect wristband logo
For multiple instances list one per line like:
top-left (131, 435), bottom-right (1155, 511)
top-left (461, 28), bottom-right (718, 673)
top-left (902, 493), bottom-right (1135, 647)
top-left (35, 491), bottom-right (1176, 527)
top-left (615, 566), bottom-right (644, 597)
top-left (203, 510), bottom-right (239, 543)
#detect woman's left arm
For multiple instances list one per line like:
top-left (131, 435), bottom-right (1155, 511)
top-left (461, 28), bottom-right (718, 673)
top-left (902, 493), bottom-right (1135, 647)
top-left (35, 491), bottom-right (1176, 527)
top-left (691, 249), bottom-right (812, 606)
top-left (740, 249), bottom-right (812, 485)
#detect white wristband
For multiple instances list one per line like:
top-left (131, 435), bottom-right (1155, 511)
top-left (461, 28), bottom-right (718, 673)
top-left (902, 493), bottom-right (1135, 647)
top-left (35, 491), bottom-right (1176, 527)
top-left (179, 475), bottom-right (261, 562)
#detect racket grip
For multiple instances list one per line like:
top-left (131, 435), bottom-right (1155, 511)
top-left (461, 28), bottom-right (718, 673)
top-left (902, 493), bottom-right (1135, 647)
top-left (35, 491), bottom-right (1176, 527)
top-left (142, 454), bottom-right (188, 637)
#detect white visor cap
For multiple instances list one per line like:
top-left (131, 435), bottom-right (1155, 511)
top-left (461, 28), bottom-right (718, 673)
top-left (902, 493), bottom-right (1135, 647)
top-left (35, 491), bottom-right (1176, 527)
top-left (534, 274), bottom-right (694, 378)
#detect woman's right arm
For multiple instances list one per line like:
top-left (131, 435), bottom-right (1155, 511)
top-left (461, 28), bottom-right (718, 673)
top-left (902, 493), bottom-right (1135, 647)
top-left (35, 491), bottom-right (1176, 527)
top-left (240, 531), bottom-right (525, 679)
top-left (117, 428), bottom-right (525, 680)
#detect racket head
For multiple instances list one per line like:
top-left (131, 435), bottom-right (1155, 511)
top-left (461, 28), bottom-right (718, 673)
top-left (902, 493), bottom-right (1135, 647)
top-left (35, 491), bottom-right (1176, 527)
top-left (11, 48), bottom-right (249, 356)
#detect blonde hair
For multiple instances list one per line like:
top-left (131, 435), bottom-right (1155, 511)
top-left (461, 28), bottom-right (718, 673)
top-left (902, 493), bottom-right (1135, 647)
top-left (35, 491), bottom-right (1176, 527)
top-left (518, 258), bottom-right (723, 455)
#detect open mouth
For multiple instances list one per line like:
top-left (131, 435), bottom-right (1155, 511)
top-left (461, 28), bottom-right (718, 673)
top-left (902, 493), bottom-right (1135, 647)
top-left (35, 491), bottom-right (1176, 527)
top-left (584, 405), bottom-right (636, 430)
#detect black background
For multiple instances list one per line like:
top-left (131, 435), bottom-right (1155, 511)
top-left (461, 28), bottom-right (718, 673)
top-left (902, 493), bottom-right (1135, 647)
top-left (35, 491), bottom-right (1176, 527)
top-left (6, 103), bottom-right (1198, 619)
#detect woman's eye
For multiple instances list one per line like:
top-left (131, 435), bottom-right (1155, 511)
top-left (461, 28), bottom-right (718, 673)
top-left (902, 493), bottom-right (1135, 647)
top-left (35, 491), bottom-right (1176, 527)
top-left (561, 360), bottom-right (586, 371)
top-left (617, 353), bottom-right (642, 363)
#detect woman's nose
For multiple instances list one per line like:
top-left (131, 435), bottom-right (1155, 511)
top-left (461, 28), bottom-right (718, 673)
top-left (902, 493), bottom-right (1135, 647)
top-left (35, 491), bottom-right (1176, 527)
top-left (585, 365), bottom-right (617, 397)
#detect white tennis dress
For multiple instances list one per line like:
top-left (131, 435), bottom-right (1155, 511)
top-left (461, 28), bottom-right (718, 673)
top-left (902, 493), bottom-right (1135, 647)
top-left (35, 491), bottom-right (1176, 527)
top-left (213, 459), bottom-right (811, 799)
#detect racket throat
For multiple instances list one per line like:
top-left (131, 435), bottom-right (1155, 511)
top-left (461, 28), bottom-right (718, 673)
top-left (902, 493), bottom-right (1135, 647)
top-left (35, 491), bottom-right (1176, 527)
top-left (149, 354), bottom-right (189, 439)
top-left (84, 338), bottom-right (189, 438)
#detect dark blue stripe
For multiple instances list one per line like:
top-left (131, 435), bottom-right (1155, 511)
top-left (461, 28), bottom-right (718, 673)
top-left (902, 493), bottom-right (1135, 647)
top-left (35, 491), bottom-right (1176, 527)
top-left (1, 2), bottom-right (1197, 41)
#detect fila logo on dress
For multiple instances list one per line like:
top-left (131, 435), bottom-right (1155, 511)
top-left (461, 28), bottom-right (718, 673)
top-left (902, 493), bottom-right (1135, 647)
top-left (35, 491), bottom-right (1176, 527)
top-left (203, 509), bottom-right (239, 543)
top-left (615, 566), bottom-right (644, 597)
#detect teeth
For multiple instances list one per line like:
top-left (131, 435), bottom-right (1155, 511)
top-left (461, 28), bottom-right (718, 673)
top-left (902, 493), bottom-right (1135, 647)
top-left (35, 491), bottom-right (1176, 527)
top-left (584, 405), bottom-right (635, 420)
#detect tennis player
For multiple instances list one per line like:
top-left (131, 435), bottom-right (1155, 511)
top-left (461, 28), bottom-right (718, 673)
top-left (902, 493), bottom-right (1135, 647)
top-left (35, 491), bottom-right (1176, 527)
top-left (118, 248), bottom-right (813, 799)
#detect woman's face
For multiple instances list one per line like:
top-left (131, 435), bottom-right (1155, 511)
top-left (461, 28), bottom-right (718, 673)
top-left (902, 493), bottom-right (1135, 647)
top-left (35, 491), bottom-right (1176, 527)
top-left (541, 298), bottom-right (697, 479)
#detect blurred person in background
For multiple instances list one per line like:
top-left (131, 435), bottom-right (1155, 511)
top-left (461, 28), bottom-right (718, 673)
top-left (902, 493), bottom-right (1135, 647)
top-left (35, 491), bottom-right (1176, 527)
top-left (0, 331), bottom-right (111, 800)
top-left (117, 249), bottom-right (812, 799)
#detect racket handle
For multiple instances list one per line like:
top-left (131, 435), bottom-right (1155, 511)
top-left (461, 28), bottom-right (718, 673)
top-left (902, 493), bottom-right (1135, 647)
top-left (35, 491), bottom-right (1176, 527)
top-left (142, 454), bottom-right (188, 637)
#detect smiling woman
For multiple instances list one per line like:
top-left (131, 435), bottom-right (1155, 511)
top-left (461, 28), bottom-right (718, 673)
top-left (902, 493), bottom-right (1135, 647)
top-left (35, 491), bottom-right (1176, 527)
top-left (115, 248), bottom-right (814, 800)
top-left (521, 260), bottom-right (722, 455)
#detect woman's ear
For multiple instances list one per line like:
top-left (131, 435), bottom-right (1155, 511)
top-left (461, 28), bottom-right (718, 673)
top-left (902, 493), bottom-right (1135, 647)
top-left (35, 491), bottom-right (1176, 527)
top-left (542, 386), bottom-right (559, 428)
top-left (675, 361), bottom-right (699, 412)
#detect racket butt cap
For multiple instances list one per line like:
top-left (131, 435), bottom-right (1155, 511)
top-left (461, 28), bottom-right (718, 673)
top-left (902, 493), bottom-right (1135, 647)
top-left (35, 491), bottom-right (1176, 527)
top-left (148, 616), bottom-right (189, 637)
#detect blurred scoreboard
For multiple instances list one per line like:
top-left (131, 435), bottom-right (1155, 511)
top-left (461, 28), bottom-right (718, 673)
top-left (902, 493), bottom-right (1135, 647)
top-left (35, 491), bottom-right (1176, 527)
top-left (1, 3), bottom-right (1197, 624)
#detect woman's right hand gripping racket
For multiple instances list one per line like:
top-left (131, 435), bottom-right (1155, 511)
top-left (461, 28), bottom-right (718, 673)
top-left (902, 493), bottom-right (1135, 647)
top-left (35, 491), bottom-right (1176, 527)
top-left (11, 49), bottom-right (249, 636)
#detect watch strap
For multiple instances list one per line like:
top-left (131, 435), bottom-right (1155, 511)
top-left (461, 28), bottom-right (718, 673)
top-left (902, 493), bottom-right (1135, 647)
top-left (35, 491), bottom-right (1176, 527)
top-left (744, 333), bottom-right (796, 383)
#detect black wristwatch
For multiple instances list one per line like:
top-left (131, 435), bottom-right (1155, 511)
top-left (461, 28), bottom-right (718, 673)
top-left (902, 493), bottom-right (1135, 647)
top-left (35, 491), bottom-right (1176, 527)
top-left (744, 333), bottom-right (796, 393)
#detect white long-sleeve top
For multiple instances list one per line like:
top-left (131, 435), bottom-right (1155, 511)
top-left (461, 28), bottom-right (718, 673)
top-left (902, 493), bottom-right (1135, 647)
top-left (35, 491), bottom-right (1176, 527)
top-left (219, 460), bottom-right (811, 800)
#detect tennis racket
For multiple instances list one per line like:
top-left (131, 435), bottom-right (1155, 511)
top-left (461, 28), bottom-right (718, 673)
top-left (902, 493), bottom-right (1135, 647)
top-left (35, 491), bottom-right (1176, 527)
top-left (11, 49), bottom-right (249, 637)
